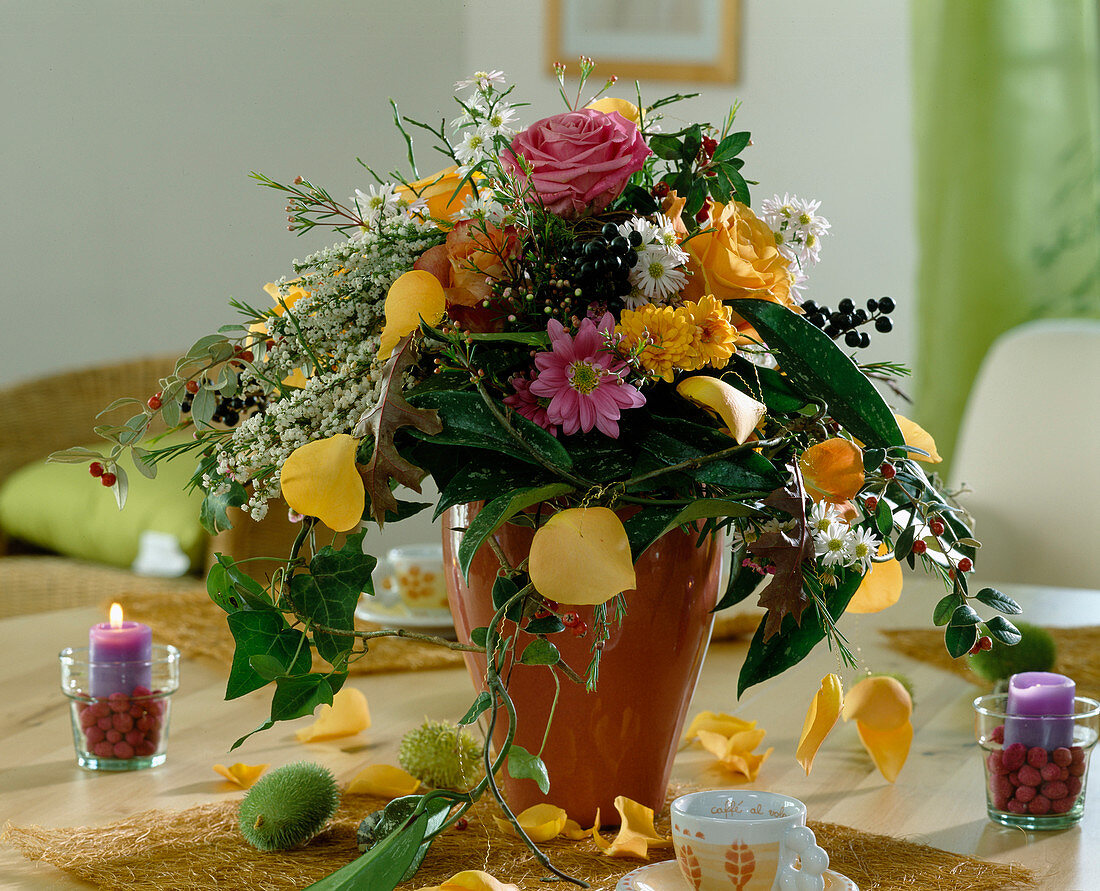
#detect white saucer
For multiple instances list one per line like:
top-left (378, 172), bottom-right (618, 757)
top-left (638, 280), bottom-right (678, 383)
top-left (615, 859), bottom-right (858, 891)
top-left (355, 598), bottom-right (457, 639)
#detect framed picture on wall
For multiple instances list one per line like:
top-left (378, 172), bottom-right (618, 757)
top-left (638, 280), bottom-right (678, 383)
top-left (546, 0), bottom-right (740, 83)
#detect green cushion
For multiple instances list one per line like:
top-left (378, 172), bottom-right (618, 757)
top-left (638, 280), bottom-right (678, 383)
top-left (0, 435), bottom-right (206, 571)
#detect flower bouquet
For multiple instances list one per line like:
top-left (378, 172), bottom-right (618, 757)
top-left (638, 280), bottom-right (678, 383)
top-left (54, 61), bottom-right (1023, 887)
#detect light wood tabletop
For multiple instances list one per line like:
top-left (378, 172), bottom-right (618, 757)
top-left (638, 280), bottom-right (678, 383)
top-left (0, 574), bottom-right (1095, 889)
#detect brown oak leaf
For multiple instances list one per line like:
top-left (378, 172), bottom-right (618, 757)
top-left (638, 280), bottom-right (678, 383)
top-left (353, 334), bottom-right (442, 524)
top-left (747, 464), bottom-right (814, 640)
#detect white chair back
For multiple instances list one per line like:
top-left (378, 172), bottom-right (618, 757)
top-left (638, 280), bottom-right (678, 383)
top-left (950, 319), bottom-right (1100, 588)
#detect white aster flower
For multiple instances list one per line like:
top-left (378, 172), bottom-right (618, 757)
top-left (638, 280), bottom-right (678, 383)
top-left (450, 95), bottom-right (488, 131)
top-left (352, 183), bottom-right (400, 226)
top-left (454, 69), bottom-right (505, 92)
top-left (848, 527), bottom-right (880, 573)
top-left (808, 500), bottom-right (842, 536)
top-left (455, 125), bottom-right (493, 168)
top-left (815, 520), bottom-right (854, 567)
top-left (483, 104), bottom-right (519, 137)
top-left (457, 189), bottom-right (508, 224)
top-left (629, 247), bottom-right (689, 300)
top-left (760, 193), bottom-right (830, 267)
top-left (618, 216), bottom-right (658, 248)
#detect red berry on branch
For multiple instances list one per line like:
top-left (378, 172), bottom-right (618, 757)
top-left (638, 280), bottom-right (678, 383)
top-left (101, 472), bottom-right (117, 487)
top-left (240, 349), bottom-right (254, 363)
top-left (929, 518), bottom-right (945, 536)
top-left (185, 380), bottom-right (199, 394)
top-left (979, 635), bottom-right (993, 651)
top-left (562, 611), bottom-right (580, 628)
top-left (653, 181), bottom-right (670, 199)
top-left (571, 619), bottom-right (589, 637)
top-left (89, 462), bottom-right (104, 478)
top-left (695, 208), bottom-right (710, 224)
top-left (863, 495), bottom-right (878, 513)
top-left (958, 557), bottom-right (973, 573)
top-left (147, 393), bottom-right (162, 410)
top-left (879, 462), bottom-right (896, 479)
top-left (911, 540), bottom-right (928, 555)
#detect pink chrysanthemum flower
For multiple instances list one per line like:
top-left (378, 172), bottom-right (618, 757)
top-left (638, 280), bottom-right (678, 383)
top-left (529, 313), bottom-right (645, 438)
top-left (503, 373), bottom-right (556, 435)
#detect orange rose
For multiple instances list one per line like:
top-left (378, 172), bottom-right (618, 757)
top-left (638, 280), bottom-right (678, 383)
top-left (683, 201), bottom-right (794, 315)
top-left (396, 166), bottom-right (477, 228)
top-left (413, 220), bottom-right (516, 308)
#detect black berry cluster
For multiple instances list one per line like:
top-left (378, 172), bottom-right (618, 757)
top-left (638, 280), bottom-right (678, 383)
top-left (181, 390), bottom-right (266, 427)
top-left (557, 222), bottom-right (640, 303)
top-left (801, 296), bottom-right (896, 348)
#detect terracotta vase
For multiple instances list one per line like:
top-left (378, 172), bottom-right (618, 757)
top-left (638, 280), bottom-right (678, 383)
top-left (442, 503), bottom-right (723, 825)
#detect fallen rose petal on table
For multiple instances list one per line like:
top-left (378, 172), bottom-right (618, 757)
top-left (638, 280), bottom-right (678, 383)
top-left (294, 687), bottom-right (371, 742)
top-left (695, 727), bottom-right (772, 782)
top-left (492, 803), bottom-right (568, 843)
top-left (212, 762), bottom-right (268, 789)
top-left (592, 796), bottom-right (673, 860)
top-left (682, 710), bottom-right (758, 742)
top-left (414, 869), bottom-right (521, 891)
top-left (346, 763), bottom-right (421, 798)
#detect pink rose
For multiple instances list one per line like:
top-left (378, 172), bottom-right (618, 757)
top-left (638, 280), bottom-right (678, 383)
top-left (504, 108), bottom-right (651, 217)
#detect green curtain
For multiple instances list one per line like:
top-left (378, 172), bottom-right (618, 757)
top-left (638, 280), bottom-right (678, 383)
top-left (912, 0), bottom-right (1100, 469)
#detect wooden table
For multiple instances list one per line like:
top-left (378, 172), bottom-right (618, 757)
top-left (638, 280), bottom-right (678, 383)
top-left (0, 575), bottom-right (1094, 889)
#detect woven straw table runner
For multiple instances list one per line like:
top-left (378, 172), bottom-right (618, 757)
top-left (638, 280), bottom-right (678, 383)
top-left (2, 787), bottom-right (1035, 891)
top-left (881, 627), bottom-right (1100, 699)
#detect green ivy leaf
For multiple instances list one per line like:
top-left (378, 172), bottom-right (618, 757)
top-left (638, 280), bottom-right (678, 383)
top-left (225, 610), bottom-right (312, 700)
top-left (208, 554), bottom-right (271, 612)
top-left (732, 300), bottom-right (904, 449)
top-left (974, 587), bottom-right (1023, 615)
top-left (295, 532), bottom-right (376, 665)
top-left (199, 479), bottom-right (247, 535)
top-left (248, 654), bottom-right (287, 681)
top-left (507, 744), bottom-right (550, 794)
top-left (520, 639), bottom-right (560, 665)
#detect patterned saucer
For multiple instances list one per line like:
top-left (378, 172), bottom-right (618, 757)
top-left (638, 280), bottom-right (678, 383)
top-left (615, 859), bottom-right (858, 891)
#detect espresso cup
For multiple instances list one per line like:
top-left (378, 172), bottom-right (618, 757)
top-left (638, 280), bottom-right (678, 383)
top-left (671, 790), bottom-right (829, 891)
top-left (386, 544), bottom-right (448, 611)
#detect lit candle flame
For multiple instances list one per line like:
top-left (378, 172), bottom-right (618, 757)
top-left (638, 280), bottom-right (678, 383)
top-left (109, 602), bottom-right (124, 629)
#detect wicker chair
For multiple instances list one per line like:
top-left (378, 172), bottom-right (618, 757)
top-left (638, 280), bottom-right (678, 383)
top-left (0, 355), bottom-right (300, 617)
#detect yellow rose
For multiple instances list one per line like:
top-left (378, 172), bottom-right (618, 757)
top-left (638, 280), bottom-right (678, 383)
top-left (396, 166), bottom-right (477, 227)
top-left (684, 201), bottom-right (795, 316)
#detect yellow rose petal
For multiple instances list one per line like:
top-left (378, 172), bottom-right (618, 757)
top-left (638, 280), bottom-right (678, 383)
top-left (528, 507), bottom-right (636, 606)
top-left (716, 747), bottom-right (773, 783)
top-left (396, 166), bottom-right (479, 226)
top-left (378, 269), bottom-right (447, 360)
top-left (695, 728), bottom-right (772, 782)
top-left (847, 548), bottom-right (903, 614)
top-left (677, 376), bottom-right (766, 444)
top-left (682, 710), bottom-right (757, 741)
top-left (586, 97), bottom-right (642, 126)
top-left (295, 687), bottom-right (371, 743)
top-left (213, 762), bottom-right (268, 789)
top-left (280, 433), bottom-right (364, 532)
top-left (799, 437), bottom-right (865, 503)
top-left (591, 798), bottom-right (672, 861)
top-left (795, 674), bottom-right (843, 775)
top-left (263, 280), bottom-right (311, 314)
top-left (561, 818), bottom-right (588, 840)
top-left (414, 870), bottom-right (521, 891)
top-left (492, 803), bottom-right (568, 843)
top-left (346, 763), bottom-right (421, 798)
top-left (856, 719), bottom-right (913, 783)
top-left (895, 413), bottom-right (942, 464)
top-left (841, 676), bottom-right (912, 732)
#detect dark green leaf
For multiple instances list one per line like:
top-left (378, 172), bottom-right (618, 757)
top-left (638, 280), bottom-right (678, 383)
top-left (623, 499), bottom-right (757, 562)
top-left (933, 593), bottom-right (962, 626)
top-left (945, 623), bottom-right (979, 658)
top-left (507, 744), bottom-right (550, 794)
top-left (458, 691), bottom-right (492, 725)
top-left (520, 639), bottom-right (560, 665)
top-left (985, 615), bottom-right (1022, 646)
top-left (974, 587), bottom-right (1022, 615)
top-left (269, 672), bottom-right (341, 723)
top-left (560, 435), bottom-right (636, 483)
top-left (874, 499), bottom-right (894, 537)
top-left (862, 448), bottom-right (886, 471)
top-left (353, 795), bottom-right (454, 885)
top-left (434, 459), bottom-right (547, 520)
top-left (680, 124), bottom-right (703, 163)
top-left (207, 554), bottom-right (271, 612)
top-left (381, 499), bottom-right (432, 524)
top-left (712, 545), bottom-right (766, 612)
top-left (712, 131), bottom-right (751, 162)
top-left (525, 614), bottom-right (566, 635)
top-left (950, 604), bottom-right (981, 627)
top-left (637, 425), bottom-right (782, 493)
top-left (727, 168), bottom-right (750, 204)
top-left (684, 178), bottom-right (708, 218)
top-left (294, 533), bottom-right (376, 665)
top-left (247, 654), bottom-right (287, 681)
top-left (894, 525), bottom-right (916, 561)
top-left (304, 809), bottom-right (430, 891)
top-left (738, 572), bottom-right (861, 696)
top-left (616, 184), bottom-right (661, 215)
top-left (408, 390), bottom-right (572, 471)
top-left (470, 626), bottom-right (489, 648)
top-left (722, 356), bottom-right (808, 414)
top-left (732, 300), bottom-right (904, 449)
top-left (648, 134), bottom-right (683, 160)
top-left (457, 484), bottom-right (573, 579)
top-left (225, 610), bottom-right (312, 700)
top-left (199, 479), bottom-right (247, 534)
top-left (492, 575), bottom-right (524, 622)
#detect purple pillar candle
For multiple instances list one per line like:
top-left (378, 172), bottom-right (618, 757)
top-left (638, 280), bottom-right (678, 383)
top-left (1003, 671), bottom-right (1076, 750)
top-left (89, 603), bottom-right (152, 698)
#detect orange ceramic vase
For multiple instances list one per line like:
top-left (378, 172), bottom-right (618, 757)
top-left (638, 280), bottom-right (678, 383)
top-left (442, 503), bottom-right (723, 825)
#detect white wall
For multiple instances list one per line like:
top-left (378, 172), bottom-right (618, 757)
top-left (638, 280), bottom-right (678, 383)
top-left (0, 1), bottom-right (465, 386)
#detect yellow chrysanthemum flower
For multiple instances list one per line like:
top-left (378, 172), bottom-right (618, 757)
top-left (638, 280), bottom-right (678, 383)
top-left (682, 295), bottom-right (737, 370)
top-left (616, 304), bottom-right (694, 382)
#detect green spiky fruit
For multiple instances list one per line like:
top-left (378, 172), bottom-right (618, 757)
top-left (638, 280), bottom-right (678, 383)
top-left (398, 719), bottom-right (482, 791)
top-left (968, 622), bottom-right (1056, 683)
top-left (238, 761), bottom-right (340, 851)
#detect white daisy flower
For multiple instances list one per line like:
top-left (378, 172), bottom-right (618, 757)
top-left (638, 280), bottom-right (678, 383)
top-left (454, 69), bottom-right (505, 92)
top-left (815, 520), bottom-right (853, 567)
top-left (808, 500), bottom-right (842, 536)
top-left (629, 247), bottom-right (689, 300)
top-left (849, 527), bottom-right (880, 573)
top-left (455, 126), bottom-right (493, 168)
top-left (483, 104), bottom-right (519, 137)
top-left (450, 95), bottom-right (488, 131)
top-left (618, 216), bottom-right (659, 248)
top-left (351, 183), bottom-right (400, 226)
top-left (760, 193), bottom-right (830, 267)
top-left (457, 188), bottom-right (508, 224)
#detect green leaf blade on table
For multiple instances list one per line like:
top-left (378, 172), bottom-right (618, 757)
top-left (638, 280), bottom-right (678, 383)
top-left (732, 299), bottom-right (904, 449)
top-left (304, 808), bottom-right (431, 891)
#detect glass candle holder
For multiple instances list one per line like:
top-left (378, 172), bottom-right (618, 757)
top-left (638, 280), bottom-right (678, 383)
top-left (974, 693), bottom-right (1100, 829)
top-left (59, 645), bottom-right (180, 771)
